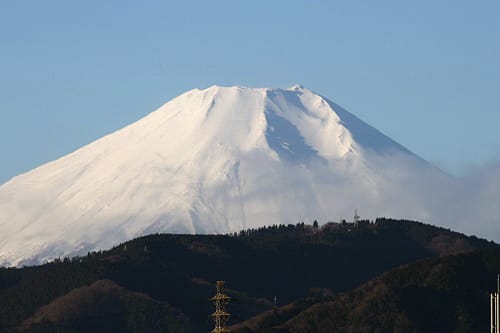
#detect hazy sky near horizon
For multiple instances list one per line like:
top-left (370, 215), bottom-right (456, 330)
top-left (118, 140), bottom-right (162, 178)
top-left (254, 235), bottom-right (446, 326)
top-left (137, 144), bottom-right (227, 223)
top-left (1, 1), bottom-right (499, 184)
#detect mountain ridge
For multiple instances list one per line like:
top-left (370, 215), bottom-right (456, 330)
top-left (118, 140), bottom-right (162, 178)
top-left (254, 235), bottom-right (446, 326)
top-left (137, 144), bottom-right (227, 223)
top-left (0, 219), bottom-right (496, 332)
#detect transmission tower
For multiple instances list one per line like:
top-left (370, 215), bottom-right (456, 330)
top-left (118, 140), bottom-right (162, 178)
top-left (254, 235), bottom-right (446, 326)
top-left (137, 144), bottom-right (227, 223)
top-left (210, 281), bottom-right (231, 333)
top-left (353, 209), bottom-right (360, 227)
top-left (491, 274), bottom-right (500, 333)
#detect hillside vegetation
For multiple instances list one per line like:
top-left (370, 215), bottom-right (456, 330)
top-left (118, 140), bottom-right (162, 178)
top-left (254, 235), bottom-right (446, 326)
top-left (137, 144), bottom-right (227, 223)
top-left (231, 249), bottom-right (500, 333)
top-left (0, 218), bottom-right (496, 332)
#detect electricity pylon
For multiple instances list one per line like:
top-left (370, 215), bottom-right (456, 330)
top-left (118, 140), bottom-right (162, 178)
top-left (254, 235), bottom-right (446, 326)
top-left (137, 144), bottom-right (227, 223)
top-left (210, 280), bottom-right (231, 333)
top-left (491, 274), bottom-right (500, 333)
top-left (354, 209), bottom-right (360, 227)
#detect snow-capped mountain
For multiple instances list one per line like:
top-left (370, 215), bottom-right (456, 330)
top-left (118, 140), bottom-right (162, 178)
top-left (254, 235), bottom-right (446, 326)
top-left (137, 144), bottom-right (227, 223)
top-left (0, 85), bottom-right (450, 266)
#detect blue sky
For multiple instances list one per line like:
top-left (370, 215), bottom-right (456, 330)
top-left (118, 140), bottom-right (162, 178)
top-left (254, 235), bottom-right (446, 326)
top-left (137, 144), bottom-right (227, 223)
top-left (1, 1), bottom-right (499, 184)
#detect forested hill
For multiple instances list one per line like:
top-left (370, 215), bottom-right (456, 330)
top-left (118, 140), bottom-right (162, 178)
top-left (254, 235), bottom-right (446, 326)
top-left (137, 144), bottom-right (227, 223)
top-left (0, 218), bottom-right (497, 333)
top-left (231, 248), bottom-right (500, 333)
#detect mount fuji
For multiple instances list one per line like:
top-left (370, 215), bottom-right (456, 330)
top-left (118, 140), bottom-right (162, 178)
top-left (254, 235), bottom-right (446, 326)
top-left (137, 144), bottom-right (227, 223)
top-left (0, 85), bottom-right (452, 266)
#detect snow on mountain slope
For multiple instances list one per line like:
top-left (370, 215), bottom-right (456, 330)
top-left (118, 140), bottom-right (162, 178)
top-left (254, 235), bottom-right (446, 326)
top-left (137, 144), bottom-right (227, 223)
top-left (0, 85), bottom-right (449, 266)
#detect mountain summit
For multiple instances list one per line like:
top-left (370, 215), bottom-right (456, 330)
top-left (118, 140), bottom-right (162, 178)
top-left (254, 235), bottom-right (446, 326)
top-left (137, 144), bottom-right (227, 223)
top-left (0, 85), bottom-right (445, 266)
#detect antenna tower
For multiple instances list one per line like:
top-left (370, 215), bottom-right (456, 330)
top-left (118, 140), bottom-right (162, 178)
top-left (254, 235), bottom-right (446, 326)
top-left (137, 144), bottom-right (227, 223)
top-left (354, 209), bottom-right (360, 227)
top-left (210, 281), bottom-right (231, 333)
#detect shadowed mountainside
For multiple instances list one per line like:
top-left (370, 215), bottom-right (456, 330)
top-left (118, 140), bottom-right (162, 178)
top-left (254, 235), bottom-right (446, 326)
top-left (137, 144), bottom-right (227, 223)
top-left (0, 218), bottom-right (496, 332)
top-left (230, 249), bottom-right (500, 333)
